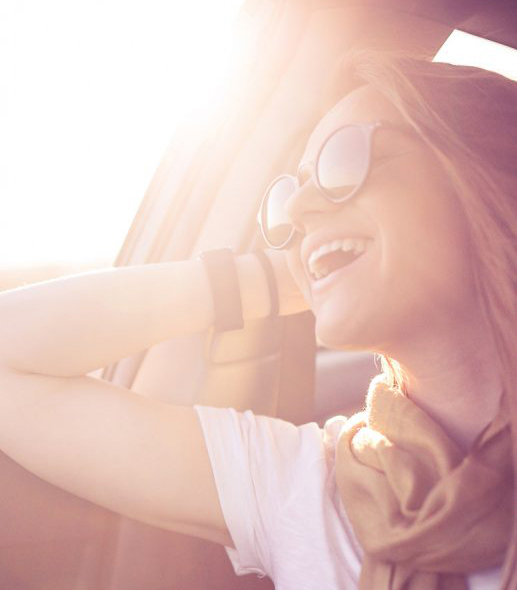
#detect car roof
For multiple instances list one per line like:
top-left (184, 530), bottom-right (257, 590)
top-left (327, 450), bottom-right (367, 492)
top-left (362, 0), bottom-right (517, 49)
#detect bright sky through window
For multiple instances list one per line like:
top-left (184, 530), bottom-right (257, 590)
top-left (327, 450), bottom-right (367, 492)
top-left (434, 29), bottom-right (517, 80)
top-left (1, 9), bottom-right (516, 268)
top-left (1, 0), bottom-right (244, 268)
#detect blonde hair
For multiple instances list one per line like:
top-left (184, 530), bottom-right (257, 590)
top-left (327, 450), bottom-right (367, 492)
top-left (329, 49), bottom-right (517, 587)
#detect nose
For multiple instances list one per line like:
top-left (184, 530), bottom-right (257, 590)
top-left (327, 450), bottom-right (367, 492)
top-left (285, 164), bottom-right (341, 234)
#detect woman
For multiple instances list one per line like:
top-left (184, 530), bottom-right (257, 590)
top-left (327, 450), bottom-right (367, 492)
top-left (0, 51), bottom-right (515, 589)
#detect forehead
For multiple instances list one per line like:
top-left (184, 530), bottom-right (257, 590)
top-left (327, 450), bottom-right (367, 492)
top-left (302, 85), bottom-right (406, 161)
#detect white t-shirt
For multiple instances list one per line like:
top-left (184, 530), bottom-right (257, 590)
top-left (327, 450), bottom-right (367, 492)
top-left (194, 406), bottom-right (502, 590)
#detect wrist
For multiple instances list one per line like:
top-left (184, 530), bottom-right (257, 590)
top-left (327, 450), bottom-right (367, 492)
top-left (198, 249), bottom-right (244, 332)
top-left (235, 253), bottom-right (272, 322)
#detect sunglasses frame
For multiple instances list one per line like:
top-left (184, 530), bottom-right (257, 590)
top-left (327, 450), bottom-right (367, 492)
top-left (258, 120), bottom-right (409, 249)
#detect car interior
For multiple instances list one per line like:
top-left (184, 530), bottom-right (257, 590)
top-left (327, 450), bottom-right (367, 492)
top-left (1, 0), bottom-right (516, 588)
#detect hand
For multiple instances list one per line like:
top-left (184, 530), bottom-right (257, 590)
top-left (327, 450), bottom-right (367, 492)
top-left (263, 249), bottom-right (310, 316)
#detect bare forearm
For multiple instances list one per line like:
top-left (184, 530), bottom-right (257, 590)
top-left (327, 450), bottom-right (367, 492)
top-left (0, 255), bottom-right (271, 377)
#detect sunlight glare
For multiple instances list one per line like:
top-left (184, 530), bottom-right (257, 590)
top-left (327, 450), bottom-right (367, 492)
top-left (1, 0), bottom-right (244, 267)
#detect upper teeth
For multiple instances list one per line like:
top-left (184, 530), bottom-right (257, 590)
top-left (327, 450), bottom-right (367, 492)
top-left (308, 237), bottom-right (369, 279)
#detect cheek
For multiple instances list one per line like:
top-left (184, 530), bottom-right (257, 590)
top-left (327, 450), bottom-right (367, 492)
top-left (377, 172), bottom-right (475, 317)
top-left (417, 222), bottom-right (474, 308)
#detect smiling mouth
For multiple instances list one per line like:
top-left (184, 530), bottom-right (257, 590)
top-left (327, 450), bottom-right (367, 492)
top-left (307, 237), bottom-right (372, 281)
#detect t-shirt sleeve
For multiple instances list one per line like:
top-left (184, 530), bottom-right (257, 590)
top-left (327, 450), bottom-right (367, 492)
top-left (193, 405), bottom-right (335, 579)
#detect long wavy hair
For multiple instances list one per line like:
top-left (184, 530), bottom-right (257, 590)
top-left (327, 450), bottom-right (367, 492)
top-left (326, 49), bottom-right (517, 587)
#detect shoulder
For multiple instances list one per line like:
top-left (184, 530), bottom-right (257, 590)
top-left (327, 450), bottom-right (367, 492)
top-left (195, 405), bottom-right (332, 480)
top-left (194, 406), bottom-right (363, 585)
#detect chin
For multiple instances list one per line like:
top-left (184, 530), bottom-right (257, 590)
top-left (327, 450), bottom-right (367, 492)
top-left (311, 288), bottom-right (376, 348)
top-left (314, 312), bottom-right (371, 352)
top-left (313, 297), bottom-right (405, 355)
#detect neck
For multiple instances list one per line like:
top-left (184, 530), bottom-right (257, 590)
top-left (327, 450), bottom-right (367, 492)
top-left (384, 317), bottom-right (503, 452)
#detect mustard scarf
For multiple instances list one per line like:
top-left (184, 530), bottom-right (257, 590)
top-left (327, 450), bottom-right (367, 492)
top-left (335, 377), bottom-right (512, 590)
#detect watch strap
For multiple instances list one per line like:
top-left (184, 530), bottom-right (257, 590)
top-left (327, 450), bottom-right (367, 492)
top-left (198, 248), bottom-right (244, 332)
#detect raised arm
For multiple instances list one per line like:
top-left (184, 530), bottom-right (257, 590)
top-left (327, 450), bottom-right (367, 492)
top-left (0, 251), bottom-right (304, 377)
top-left (0, 251), bottom-right (305, 547)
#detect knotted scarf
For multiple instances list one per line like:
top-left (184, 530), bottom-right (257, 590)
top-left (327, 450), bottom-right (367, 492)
top-left (335, 377), bottom-right (513, 590)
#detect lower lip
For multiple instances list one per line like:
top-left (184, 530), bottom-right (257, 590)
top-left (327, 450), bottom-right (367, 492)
top-left (310, 250), bottom-right (369, 297)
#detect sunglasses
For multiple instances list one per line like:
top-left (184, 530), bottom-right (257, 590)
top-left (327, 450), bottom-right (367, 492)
top-left (258, 120), bottom-right (410, 249)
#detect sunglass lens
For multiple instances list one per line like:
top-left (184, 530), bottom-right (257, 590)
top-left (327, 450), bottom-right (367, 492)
top-left (317, 125), bottom-right (369, 199)
top-left (262, 176), bottom-right (297, 247)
